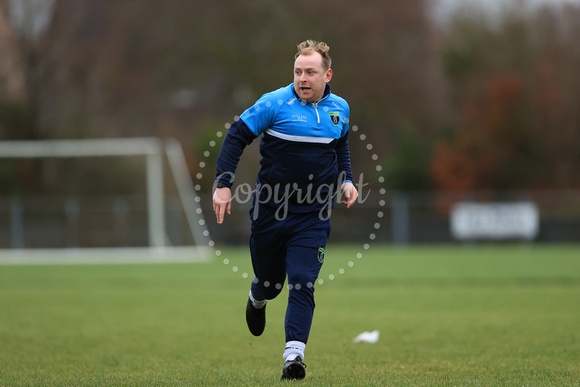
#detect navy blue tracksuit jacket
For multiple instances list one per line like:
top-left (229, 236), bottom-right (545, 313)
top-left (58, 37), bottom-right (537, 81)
top-left (215, 83), bottom-right (353, 213)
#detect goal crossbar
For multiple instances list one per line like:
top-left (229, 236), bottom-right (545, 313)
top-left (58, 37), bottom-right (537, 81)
top-left (0, 137), bottom-right (163, 158)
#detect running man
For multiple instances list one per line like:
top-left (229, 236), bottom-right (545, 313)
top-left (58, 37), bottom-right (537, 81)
top-left (213, 40), bottom-right (358, 381)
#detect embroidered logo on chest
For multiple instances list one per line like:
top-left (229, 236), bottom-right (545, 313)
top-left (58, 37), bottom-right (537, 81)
top-left (329, 112), bottom-right (340, 125)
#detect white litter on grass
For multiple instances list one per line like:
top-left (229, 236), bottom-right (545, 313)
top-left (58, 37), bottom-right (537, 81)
top-left (353, 330), bottom-right (379, 344)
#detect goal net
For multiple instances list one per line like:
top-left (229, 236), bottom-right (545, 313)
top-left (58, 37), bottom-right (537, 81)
top-left (0, 137), bottom-right (213, 264)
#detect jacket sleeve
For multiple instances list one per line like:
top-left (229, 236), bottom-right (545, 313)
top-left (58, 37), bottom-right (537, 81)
top-left (215, 119), bottom-right (258, 188)
top-left (336, 130), bottom-right (354, 184)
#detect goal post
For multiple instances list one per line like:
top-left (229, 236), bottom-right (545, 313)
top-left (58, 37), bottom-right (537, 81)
top-left (0, 137), bottom-right (213, 264)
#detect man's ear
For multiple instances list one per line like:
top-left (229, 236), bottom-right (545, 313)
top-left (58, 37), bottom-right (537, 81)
top-left (325, 68), bottom-right (333, 83)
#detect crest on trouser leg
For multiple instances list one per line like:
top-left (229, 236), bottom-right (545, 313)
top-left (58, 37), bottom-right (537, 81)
top-left (317, 247), bottom-right (325, 263)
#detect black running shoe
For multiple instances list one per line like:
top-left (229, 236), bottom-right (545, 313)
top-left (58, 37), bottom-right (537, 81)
top-left (245, 297), bottom-right (266, 336)
top-left (280, 356), bottom-right (307, 381)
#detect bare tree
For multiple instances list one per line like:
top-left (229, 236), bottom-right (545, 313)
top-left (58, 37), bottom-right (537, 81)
top-left (1, 0), bottom-right (54, 139)
top-left (0, 0), bottom-right (25, 101)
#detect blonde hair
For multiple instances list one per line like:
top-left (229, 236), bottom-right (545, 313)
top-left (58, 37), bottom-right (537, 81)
top-left (295, 40), bottom-right (332, 70)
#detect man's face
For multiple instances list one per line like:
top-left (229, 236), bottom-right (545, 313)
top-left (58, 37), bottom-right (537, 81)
top-left (293, 52), bottom-right (332, 103)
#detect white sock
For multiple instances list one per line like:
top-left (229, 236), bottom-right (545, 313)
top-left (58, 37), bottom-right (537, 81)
top-left (283, 341), bottom-right (306, 362)
top-left (249, 290), bottom-right (266, 309)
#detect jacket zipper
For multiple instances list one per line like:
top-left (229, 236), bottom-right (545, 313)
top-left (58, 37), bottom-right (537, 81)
top-left (311, 93), bottom-right (330, 125)
top-left (312, 102), bottom-right (320, 124)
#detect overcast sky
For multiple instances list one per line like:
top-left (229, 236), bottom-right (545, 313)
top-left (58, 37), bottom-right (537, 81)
top-left (430, 0), bottom-right (580, 24)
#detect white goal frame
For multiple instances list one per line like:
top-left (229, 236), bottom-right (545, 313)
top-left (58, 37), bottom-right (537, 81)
top-left (0, 137), bottom-right (212, 264)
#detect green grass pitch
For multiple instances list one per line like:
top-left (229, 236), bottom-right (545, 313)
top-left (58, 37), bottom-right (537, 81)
top-left (0, 244), bottom-right (579, 386)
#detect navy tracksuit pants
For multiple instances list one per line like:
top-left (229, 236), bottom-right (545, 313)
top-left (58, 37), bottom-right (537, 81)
top-left (249, 205), bottom-right (330, 344)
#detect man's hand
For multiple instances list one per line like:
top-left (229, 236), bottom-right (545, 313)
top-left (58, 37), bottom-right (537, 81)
top-left (341, 181), bottom-right (358, 208)
top-left (213, 187), bottom-right (232, 224)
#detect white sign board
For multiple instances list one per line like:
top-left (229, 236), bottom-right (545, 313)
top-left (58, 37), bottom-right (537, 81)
top-left (451, 202), bottom-right (539, 240)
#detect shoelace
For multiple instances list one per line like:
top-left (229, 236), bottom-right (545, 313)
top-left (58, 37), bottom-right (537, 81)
top-left (288, 359), bottom-right (307, 368)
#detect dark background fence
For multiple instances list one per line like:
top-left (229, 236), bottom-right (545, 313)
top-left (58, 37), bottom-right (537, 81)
top-left (1, 190), bottom-right (578, 249)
